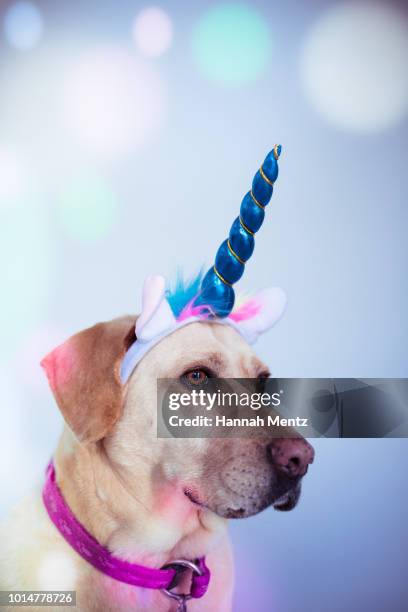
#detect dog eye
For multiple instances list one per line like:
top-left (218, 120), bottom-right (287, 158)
top-left (183, 368), bottom-right (209, 386)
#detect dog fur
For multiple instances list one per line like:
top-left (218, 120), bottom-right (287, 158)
top-left (0, 316), bottom-right (312, 611)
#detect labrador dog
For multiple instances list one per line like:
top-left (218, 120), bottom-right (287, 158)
top-left (0, 316), bottom-right (314, 611)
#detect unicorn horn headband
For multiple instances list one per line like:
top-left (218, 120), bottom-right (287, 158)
top-left (196, 144), bottom-right (282, 317)
top-left (120, 146), bottom-right (285, 383)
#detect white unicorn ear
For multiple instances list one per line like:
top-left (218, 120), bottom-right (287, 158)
top-left (231, 287), bottom-right (287, 345)
top-left (136, 275), bottom-right (176, 342)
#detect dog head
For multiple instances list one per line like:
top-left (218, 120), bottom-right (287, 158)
top-left (42, 310), bottom-right (314, 522)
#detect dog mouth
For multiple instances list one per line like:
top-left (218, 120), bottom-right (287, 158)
top-left (184, 488), bottom-right (206, 508)
top-left (184, 483), bottom-right (301, 516)
top-left (272, 484), bottom-right (301, 511)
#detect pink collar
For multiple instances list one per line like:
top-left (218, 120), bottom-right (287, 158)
top-left (42, 462), bottom-right (210, 602)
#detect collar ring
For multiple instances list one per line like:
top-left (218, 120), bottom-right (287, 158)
top-left (161, 558), bottom-right (203, 606)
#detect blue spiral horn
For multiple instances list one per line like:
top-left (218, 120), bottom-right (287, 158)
top-left (196, 145), bottom-right (282, 318)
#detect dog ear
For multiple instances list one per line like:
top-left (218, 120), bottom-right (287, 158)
top-left (41, 316), bottom-right (136, 444)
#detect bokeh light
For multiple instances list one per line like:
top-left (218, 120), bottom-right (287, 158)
top-left (57, 175), bottom-right (119, 242)
top-left (64, 47), bottom-right (166, 156)
top-left (192, 3), bottom-right (271, 87)
top-left (0, 49), bottom-right (68, 171)
top-left (38, 552), bottom-right (77, 590)
top-left (132, 6), bottom-right (173, 58)
top-left (3, 1), bottom-right (44, 51)
top-left (300, 1), bottom-right (408, 132)
top-left (0, 200), bottom-right (55, 357)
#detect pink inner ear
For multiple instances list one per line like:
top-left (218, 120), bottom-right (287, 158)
top-left (229, 298), bottom-right (262, 322)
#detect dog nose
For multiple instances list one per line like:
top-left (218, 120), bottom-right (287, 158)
top-left (268, 438), bottom-right (314, 478)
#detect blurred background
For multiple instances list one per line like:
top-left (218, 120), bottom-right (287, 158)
top-left (0, 0), bottom-right (407, 610)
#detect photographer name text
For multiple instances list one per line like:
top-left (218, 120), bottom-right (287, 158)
top-left (167, 415), bottom-right (309, 428)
